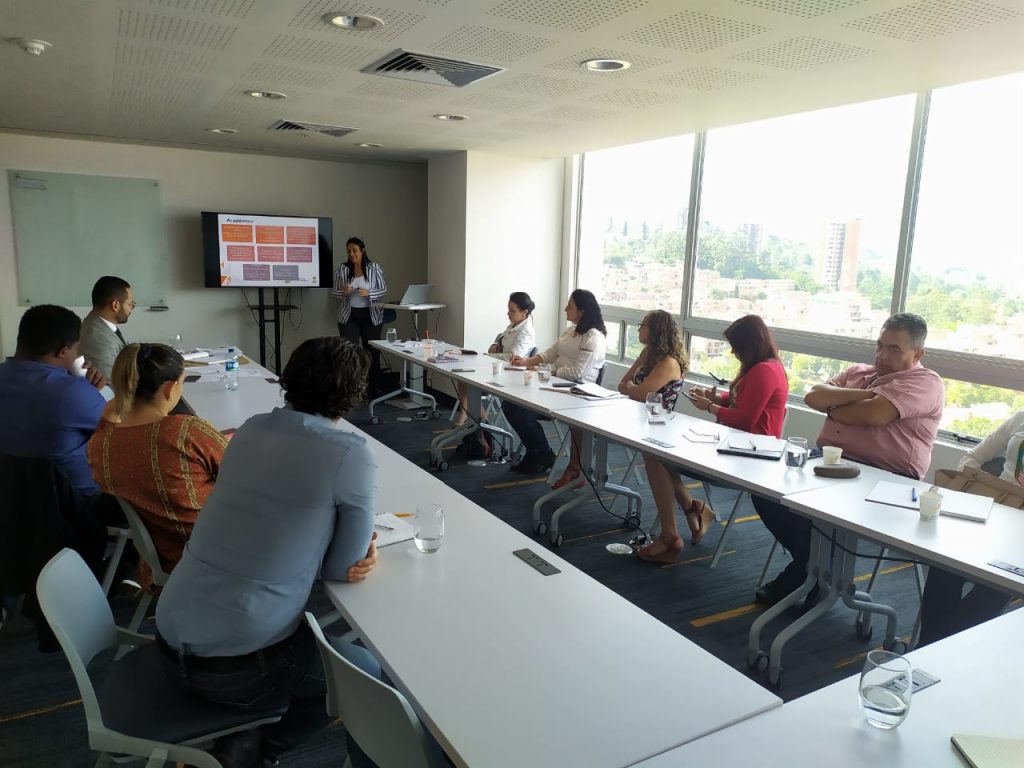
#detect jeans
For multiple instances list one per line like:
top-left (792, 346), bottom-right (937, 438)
top-left (753, 496), bottom-right (811, 589)
top-left (918, 568), bottom-right (1011, 646)
top-left (339, 308), bottom-right (382, 390)
top-left (501, 402), bottom-right (553, 459)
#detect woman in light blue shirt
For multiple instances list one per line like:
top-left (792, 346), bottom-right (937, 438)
top-left (156, 337), bottom-right (380, 766)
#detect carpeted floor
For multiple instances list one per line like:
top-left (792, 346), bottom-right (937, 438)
top-left (0, 398), bottom-right (926, 767)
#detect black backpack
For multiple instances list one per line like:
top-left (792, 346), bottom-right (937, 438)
top-left (457, 429), bottom-right (492, 460)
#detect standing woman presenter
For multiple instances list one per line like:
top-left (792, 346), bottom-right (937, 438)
top-left (332, 236), bottom-right (388, 394)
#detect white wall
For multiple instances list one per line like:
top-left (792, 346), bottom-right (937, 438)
top-left (464, 152), bottom-right (563, 352)
top-left (0, 133), bottom-right (427, 365)
top-left (602, 361), bottom-right (968, 481)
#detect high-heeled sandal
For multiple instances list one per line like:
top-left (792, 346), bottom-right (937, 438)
top-left (635, 532), bottom-right (684, 564)
top-left (685, 500), bottom-right (717, 545)
top-left (552, 468), bottom-right (584, 490)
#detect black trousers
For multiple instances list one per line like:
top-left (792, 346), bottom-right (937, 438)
top-left (502, 402), bottom-right (554, 460)
top-left (339, 309), bottom-right (382, 390)
top-left (752, 496), bottom-right (811, 589)
top-left (918, 568), bottom-right (1011, 646)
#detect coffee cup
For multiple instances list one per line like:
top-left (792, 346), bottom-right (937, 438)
top-left (822, 446), bottom-right (843, 465)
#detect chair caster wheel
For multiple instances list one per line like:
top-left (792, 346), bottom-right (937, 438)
top-left (431, 410), bottom-right (441, 419)
top-left (748, 651), bottom-right (769, 673)
top-left (437, 460), bottom-right (449, 472)
top-left (551, 532), bottom-right (564, 548)
top-left (370, 416), bottom-right (381, 425)
top-left (534, 521), bottom-right (548, 537)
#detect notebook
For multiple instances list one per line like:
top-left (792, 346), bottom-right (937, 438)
top-left (716, 434), bottom-right (786, 460)
top-left (395, 283), bottom-right (432, 305)
top-left (865, 481), bottom-right (994, 522)
top-left (951, 734), bottom-right (1024, 768)
top-left (373, 513), bottom-right (414, 547)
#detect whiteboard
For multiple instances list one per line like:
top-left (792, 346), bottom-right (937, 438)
top-left (9, 170), bottom-right (166, 307)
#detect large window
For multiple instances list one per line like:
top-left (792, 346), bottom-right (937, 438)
top-left (575, 72), bottom-right (1024, 438)
top-left (695, 96), bottom-right (915, 339)
top-left (577, 135), bottom-right (695, 315)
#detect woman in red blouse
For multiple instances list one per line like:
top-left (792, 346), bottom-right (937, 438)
top-left (87, 343), bottom-right (227, 589)
top-left (638, 315), bottom-right (788, 563)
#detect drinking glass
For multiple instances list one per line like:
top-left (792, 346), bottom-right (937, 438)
top-left (523, 370), bottom-right (536, 385)
top-left (859, 650), bottom-right (912, 729)
top-left (785, 437), bottom-right (808, 469)
top-left (646, 393), bottom-right (663, 418)
top-left (537, 364), bottom-right (552, 383)
top-left (170, 333), bottom-right (184, 352)
top-left (414, 504), bottom-right (444, 554)
top-left (491, 359), bottom-right (501, 376)
top-left (385, 328), bottom-right (398, 344)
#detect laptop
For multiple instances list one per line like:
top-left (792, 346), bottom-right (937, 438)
top-left (395, 283), bottom-right (432, 305)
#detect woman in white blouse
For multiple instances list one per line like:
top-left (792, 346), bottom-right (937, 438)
top-left (919, 410), bottom-right (1024, 645)
top-left (504, 289), bottom-right (607, 474)
top-left (453, 292), bottom-right (536, 427)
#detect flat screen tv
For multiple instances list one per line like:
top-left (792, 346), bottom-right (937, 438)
top-left (202, 211), bottom-right (334, 288)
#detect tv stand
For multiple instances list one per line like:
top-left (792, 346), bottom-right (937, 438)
top-left (254, 287), bottom-right (296, 375)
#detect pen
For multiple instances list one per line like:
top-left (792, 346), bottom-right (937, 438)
top-left (374, 523), bottom-right (395, 531)
top-left (911, 488), bottom-right (918, 503)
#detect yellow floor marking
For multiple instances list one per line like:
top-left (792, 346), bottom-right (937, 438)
top-left (721, 514), bottom-right (759, 526)
top-left (661, 549), bottom-right (735, 569)
top-left (690, 603), bottom-right (759, 628)
top-left (833, 637), bottom-right (912, 669)
top-left (484, 477), bottom-right (548, 489)
top-left (564, 528), bottom-right (631, 543)
top-left (853, 563), bottom-right (913, 583)
top-left (0, 698), bottom-right (81, 724)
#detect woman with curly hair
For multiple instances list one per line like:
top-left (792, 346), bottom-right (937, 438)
top-left (156, 337), bottom-right (382, 767)
top-left (637, 314), bottom-right (787, 563)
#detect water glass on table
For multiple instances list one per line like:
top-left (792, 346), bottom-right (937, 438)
top-left (785, 437), bottom-right (808, 468)
top-left (414, 504), bottom-right (445, 554)
top-left (385, 328), bottom-right (398, 343)
top-left (645, 393), bottom-right (663, 419)
top-left (537, 364), bottom-right (552, 383)
top-left (170, 333), bottom-right (184, 352)
top-left (491, 358), bottom-right (501, 376)
top-left (859, 649), bottom-right (912, 729)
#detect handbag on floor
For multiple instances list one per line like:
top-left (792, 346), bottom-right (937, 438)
top-left (933, 467), bottom-right (1024, 509)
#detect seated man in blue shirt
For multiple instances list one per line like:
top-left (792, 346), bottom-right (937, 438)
top-left (0, 305), bottom-right (108, 497)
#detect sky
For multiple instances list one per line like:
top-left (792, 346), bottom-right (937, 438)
top-left (581, 71), bottom-right (1024, 295)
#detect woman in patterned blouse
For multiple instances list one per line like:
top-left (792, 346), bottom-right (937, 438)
top-left (87, 343), bottom-right (226, 589)
top-left (618, 310), bottom-right (714, 563)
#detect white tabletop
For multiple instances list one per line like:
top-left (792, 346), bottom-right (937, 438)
top-left (182, 353), bottom-right (283, 432)
top-left (634, 607), bottom-right (1024, 768)
top-left (783, 473), bottom-right (1024, 597)
top-left (382, 302), bottom-right (445, 311)
top-left (326, 423), bottom-right (781, 768)
top-left (552, 398), bottom-right (882, 500)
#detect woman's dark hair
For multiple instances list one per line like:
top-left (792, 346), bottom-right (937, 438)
top-left (638, 310), bottom-right (687, 379)
top-left (111, 343), bottom-right (185, 419)
top-left (345, 236), bottom-right (373, 273)
top-left (508, 291), bottom-right (535, 315)
top-left (570, 289), bottom-right (606, 336)
top-left (280, 337), bottom-right (370, 420)
top-left (723, 314), bottom-right (778, 388)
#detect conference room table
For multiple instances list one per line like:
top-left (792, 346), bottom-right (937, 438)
top-left (549, 396), bottom-right (1024, 686)
top-left (182, 348), bottom-right (784, 768)
top-left (632, 606), bottom-right (1024, 768)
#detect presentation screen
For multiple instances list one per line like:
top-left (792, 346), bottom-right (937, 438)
top-left (202, 211), bottom-right (333, 288)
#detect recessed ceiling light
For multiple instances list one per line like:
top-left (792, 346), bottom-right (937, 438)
top-left (433, 114), bottom-right (468, 121)
top-left (206, 128), bottom-right (238, 134)
top-left (357, 142), bottom-right (384, 148)
top-left (244, 89), bottom-right (287, 100)
top-left (325, 13), bottom-right (384, 31)
top-left (581, 58), bottom-right (631, 73)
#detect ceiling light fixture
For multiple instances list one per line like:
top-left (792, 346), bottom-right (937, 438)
top-left (206, 128), bottom-right (238, 134)
top-left (357, 142), bottom-right (384, 148)
top-left (325, 13), bottom-right (384, 31)
top-left (433, 113), bottom-right (468, 121)
top-left (244, 89), bottom-right (287, 100)
top-left (581, 58), bottom-right (631, 73)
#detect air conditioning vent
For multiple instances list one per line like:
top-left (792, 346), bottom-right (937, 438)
top-left (268, 120), bottom-right (357, 138)
top-left (361, 49), bottom-right (503, 87)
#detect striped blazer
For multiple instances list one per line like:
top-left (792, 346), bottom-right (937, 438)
top-left (331, 261), bottom-right (388, 325)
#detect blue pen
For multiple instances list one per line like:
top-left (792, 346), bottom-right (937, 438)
top-left (911, 488), bottom-right (918, 503)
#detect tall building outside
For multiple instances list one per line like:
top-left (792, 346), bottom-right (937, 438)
top-left (817, 218), bottom-right (862, 291)
top-left (741, 222), bottom-right (763, 254)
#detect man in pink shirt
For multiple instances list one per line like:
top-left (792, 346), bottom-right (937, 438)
top-left (754, 313), bottom-right (944, 606)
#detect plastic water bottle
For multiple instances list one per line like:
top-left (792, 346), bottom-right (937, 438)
top-left (224, 348), bottom-right (239, 391)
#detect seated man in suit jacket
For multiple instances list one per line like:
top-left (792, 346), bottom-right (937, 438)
top-left (80, 275), bottom-right (134, 379)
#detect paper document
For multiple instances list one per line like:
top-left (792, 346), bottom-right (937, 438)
top-left (866, 480), bottom-right (994, 522)
top-left (570, 382), bottom-right (625, 400)
top-left (183, 351), bottom-right (209, 361)
top-left (951, 734), bottom-right (1024, 768)
top-left (373, 513), bottom-right (414, 547)
top-left (716, 434), bottom-right (786, 460)
top-left (683, 427), bottom-right (719, 443)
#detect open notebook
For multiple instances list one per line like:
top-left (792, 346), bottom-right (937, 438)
top-left (866, 481), bottom-right (995, 522)
top-left (952, 734), bottom-right (1024, 768)
top-left (716, 434), bottom-right (787, 460)
top-left (373, 513), bottom-right (414, 547)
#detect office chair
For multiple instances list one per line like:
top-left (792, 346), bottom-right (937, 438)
top-left (305, 613), bottom-right (445, 768)
top-left (36, 549), bottom-right (286, 768)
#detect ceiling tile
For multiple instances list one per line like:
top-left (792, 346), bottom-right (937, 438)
top-left (262, 34), bottom-right (379, 68)
top-left (730, 0), bottom-right (869, 18)
top-left (487, 0), bottom-right (651, 32)
top-left (731, 36), bottom-right (872, 68)
top-left (620, 9), bottom-right (769, 53)
top-left (842, 0), bottom-right (1021, 41)
top-left (495, 72), bottom-right (594, 97)
top-left (116, 8), bottom-right (237, 49)
top-left (430, 25), bottom-right (557, 63)
top-left (287, 0), bottom-right (425, 42)
top-left (650, 66), bottom-right (766, 91)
